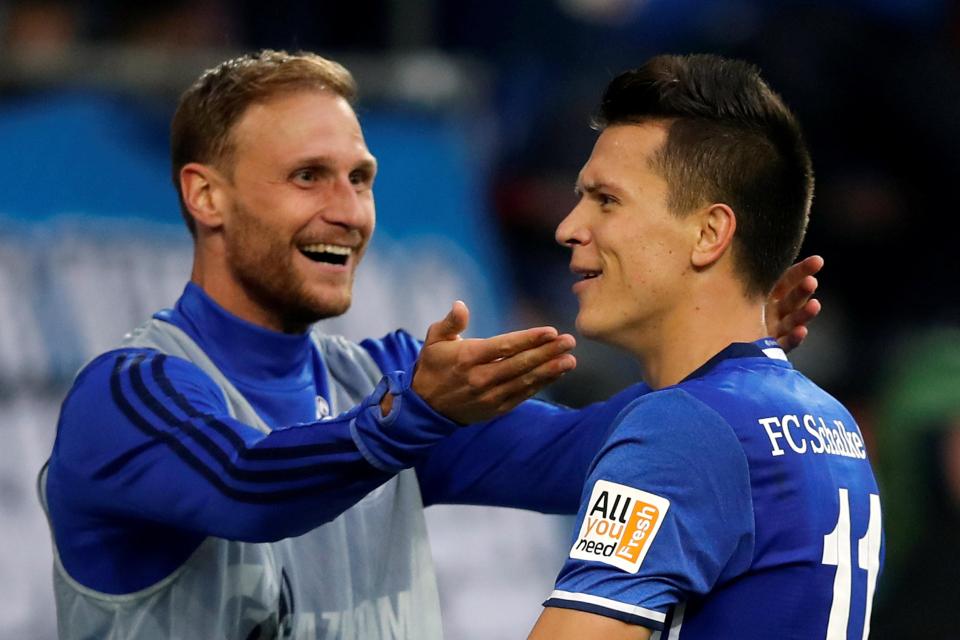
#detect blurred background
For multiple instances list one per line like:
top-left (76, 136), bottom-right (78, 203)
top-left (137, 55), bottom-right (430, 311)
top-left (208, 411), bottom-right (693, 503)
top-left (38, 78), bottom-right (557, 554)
top-left (1, 0), bottom-right (958, 638)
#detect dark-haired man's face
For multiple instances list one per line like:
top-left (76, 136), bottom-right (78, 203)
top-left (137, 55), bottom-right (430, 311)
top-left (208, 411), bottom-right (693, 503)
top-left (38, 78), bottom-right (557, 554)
top-left (556, 123), bottom-right (697, 357)
top-left (215, 89), bottom-right (377, 332)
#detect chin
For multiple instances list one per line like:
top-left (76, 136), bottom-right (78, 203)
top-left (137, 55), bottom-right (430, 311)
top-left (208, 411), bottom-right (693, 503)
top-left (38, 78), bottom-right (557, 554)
top-left (577, 314), bottom-right (625, 348)
top-left (575, 314), bottom-right (602, 340)
top-left (274, 293), bottom-right (352, 331)
top-left (299, 279), bottom-right (353, 317)
top-left (309, 293), bottom-right (353, 321)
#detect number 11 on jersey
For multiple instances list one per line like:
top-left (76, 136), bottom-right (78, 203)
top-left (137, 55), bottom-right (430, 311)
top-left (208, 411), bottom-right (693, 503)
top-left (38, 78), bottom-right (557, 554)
top-left (822, 488), bottom-right (882, 639)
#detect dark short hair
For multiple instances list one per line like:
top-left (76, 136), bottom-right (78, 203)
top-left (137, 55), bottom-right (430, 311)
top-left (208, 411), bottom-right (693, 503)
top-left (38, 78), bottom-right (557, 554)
top-left (595, 54), bottom-right (813, 297)
top-left (170, 49), bottom-right (357, 236)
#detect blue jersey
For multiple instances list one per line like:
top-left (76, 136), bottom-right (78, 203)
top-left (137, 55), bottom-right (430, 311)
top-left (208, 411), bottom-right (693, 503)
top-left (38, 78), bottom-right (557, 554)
top-left (46, 283), bottom-right (641, 594)
top-left (544, 339), bottom-right (883, 639)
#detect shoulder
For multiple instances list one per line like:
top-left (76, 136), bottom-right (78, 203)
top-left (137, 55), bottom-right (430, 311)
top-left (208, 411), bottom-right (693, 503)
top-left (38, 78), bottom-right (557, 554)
top-left (593, 387), bottom-right (754, 528)
top-left (69, 347), bottom-right (164, 396)
top-left (562, 388), bottom-right (757, 605)
top-left (604, 387), bottom-right (744, 463)
top-left (72, 346), bottom-right (218, 386)
top-left (63, 347), bottom-right (227, 424)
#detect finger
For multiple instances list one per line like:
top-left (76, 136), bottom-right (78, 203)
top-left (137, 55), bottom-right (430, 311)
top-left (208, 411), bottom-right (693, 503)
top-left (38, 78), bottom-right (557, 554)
top-left (423, 300), bottom-right (470, 345)
top-left (769, 255), bottom-right (824, 301)
top-left (775, 299), bottom-right (821, 352)
top-left (461, 326), bottom-right (565, 364)
top-left (778, 298), bottom-right (822, 335)
top-left (490, 354), bottom-right (578, 411)
top-left (468, 334), bottom-right (576, 388)
top-left (775, 275), bottom-right (818, 318)
top-left (777, 325), bottom-right (808, 352)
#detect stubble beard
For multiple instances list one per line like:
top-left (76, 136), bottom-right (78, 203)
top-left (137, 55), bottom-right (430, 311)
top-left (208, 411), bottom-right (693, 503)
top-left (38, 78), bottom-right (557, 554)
top-left (226, 203), bottom-right (354, 333)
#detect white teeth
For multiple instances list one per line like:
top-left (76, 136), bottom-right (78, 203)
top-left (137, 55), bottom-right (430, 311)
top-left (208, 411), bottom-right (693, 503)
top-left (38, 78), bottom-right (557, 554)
top-left (300, 243), bottom-right (352, 255)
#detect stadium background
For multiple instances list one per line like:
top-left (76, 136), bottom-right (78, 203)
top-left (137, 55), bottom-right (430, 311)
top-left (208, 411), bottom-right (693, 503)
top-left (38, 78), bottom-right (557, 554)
top-left (1, 1), bottom-right (958, 637)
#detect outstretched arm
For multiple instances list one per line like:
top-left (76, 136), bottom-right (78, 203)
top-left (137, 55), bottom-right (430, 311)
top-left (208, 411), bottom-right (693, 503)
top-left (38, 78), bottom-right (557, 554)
top-left (47, 304), bottom-right (578, 593)
top-left (52, 305), bottom-right (579, 536)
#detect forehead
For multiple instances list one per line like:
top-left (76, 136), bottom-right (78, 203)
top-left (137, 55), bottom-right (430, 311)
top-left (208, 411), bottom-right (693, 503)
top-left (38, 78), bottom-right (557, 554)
top-left (229, 89), bottom-right (369, 164)
top-left (578, 122), bottom-right (669, 187)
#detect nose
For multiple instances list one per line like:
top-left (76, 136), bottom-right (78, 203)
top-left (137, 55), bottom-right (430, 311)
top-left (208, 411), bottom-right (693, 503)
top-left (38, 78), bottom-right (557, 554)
top-left (321, 174), bottom-right (369, 230)
top-left (555, 203), bottom-right (589, 248)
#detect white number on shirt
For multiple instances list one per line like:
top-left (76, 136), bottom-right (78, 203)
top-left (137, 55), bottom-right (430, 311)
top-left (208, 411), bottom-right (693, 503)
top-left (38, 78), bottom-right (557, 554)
top-left (821, 488), bottom-right (882, 639)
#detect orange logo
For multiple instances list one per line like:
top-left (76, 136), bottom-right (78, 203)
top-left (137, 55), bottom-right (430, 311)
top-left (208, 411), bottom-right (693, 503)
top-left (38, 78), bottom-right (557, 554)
top-left (615, 502), bottom-right (661, 563)
top-left (570, 480), bottom-right (670, 573)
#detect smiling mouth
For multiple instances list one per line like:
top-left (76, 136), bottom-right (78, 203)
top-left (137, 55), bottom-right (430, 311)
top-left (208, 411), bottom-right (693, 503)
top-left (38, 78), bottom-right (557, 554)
top-left (299, 243), bottom-right (353, 266)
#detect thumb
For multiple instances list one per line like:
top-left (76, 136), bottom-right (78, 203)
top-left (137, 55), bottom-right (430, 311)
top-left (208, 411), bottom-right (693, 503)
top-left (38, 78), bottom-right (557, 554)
top-left (424, 300), bottom-right (469, 345)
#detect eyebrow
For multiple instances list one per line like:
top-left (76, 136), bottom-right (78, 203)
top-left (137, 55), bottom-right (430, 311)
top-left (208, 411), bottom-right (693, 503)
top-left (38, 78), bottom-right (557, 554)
top-left (292, 155), bottom-right (378, 173)
top-left (574, 180), bottom-right (624, 196)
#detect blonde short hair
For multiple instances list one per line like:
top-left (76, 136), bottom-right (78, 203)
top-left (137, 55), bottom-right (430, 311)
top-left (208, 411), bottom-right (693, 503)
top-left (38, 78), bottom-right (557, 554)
top-left (170, 49), bottom-right (357, 234)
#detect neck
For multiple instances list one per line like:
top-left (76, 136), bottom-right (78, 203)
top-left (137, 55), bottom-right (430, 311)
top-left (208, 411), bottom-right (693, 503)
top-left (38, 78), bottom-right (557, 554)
top-left (631, 281), bottom-right (767, 389)
top-left (190, 249), bottom-right (305, 335)
top-left (174, 283), bottom-right (315, 382)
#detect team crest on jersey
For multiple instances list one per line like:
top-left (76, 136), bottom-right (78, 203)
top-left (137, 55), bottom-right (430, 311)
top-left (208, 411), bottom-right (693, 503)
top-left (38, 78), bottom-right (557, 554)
top-left (570, 480), bottom-right (669, 574)
top-left (315, 396), bottom-right (330, 420)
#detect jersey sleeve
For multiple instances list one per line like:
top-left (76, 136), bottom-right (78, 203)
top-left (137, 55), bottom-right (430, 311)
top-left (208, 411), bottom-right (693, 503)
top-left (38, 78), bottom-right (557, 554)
top-left (415, 382), bottom-right (648, 513)
top-left (46, 347), bottom-right (457, 554)
top-left (360, 329), bottom-right (422, 373)
top-left (543, 389), bottom-right (755, 630)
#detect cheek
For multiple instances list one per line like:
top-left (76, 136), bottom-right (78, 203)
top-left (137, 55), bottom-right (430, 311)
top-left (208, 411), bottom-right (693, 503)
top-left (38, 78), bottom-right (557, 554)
top-left (361, 196), bottom-right (376, 236)
top-left (229, 206), bottom-right (291, 261)
top-left (614, 237), bottom-right (656, 285)
top-left (615, 242), bottom-right (680, 298)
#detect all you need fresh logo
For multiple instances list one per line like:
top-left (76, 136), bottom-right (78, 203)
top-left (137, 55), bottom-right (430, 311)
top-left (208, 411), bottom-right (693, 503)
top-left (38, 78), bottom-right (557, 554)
top-left (570, 480), bottom-right (670, 574)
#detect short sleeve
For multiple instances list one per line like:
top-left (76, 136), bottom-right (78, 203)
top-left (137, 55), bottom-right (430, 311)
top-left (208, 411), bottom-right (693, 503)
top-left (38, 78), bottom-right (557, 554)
top-left (544, 388), bottom-right (755, 630)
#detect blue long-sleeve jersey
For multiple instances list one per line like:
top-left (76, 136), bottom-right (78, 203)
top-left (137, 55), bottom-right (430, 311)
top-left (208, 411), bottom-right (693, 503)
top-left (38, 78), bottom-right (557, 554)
top-left (45, 283), bottom-right (643, 594)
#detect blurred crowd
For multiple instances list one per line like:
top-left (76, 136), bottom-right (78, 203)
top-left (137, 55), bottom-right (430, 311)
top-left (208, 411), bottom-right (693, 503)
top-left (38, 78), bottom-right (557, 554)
top-left (2, 0), bottom-right (959, 637)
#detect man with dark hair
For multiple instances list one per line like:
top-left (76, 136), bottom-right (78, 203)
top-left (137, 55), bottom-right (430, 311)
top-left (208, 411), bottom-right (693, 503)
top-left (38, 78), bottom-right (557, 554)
top-left (529, 54), bottom-right (881, 639)
top-left (40, 50), bottom-right (821, 639)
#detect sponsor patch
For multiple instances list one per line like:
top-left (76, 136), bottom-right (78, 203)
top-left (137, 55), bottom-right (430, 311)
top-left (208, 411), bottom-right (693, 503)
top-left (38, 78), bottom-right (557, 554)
top-left (569, 480), bottom-right (669, 574)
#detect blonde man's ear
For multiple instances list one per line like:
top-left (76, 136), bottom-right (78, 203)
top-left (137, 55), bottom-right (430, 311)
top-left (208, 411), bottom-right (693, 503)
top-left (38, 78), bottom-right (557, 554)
top-left (180, 163), bottom-right (226, 232)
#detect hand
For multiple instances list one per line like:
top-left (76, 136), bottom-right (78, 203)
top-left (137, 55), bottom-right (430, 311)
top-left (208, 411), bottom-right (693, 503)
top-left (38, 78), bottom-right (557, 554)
top-left (765, 255), bottom-right (824, 352)
top-left (407, 301), bottom-right (577, 424)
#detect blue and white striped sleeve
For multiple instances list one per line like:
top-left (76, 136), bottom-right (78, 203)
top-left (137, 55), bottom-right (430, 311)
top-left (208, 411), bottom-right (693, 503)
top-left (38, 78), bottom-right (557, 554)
top-left (48, 347), bottom-right (457, 543)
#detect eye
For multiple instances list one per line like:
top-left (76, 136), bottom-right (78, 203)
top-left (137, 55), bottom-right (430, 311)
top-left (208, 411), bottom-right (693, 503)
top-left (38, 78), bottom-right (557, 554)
top-left (291, 168), bottom-right (318, 186)
top-left (349, 168), bottom-right (375, 189)
top-left (597, 193), bottom-right (618, 207)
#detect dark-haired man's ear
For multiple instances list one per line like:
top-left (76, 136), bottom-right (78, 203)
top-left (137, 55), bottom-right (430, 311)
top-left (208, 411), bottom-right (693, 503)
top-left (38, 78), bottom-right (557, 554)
top-left (691, 203), bottom-right (736, 268)
top-left (180, 163), bottom-right (227, 231)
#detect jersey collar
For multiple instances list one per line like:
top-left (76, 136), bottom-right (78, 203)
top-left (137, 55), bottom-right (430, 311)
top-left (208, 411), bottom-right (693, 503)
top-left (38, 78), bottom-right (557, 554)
top-left (159, 283), bottom-right (316, 385)
top-left (681, 338), bottom-right (791, 384)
